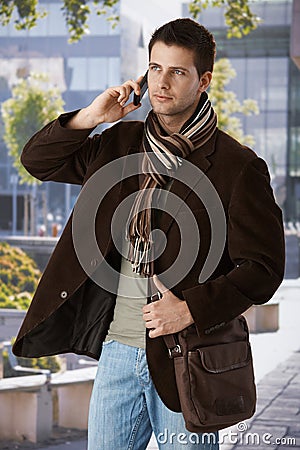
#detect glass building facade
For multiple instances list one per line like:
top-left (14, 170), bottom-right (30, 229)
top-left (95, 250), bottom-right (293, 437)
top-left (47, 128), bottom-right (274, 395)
top-left (287, 53), bottom-right (300, 219)
top-left (184, 0), bottom-right (300, 222)
top-left (0, 0), bottom-right (122, 234)
top-left (1, 0), bottom-right (300, 235)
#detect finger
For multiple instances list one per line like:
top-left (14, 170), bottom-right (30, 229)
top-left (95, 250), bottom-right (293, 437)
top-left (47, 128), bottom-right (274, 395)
top-left (145, 320), bottom-right (154, 329)
top-left (153, 274), bottom-right (169, 295)
top-left (142, 310), bottom-right (151, 321)
top-left (108, 79), bottom-right (139, 102)
top-left (107, 86), bottom-right (124, 99)
top-left (118, 77), bottom-right (143, 106)
top-left (128, 78), bottom-right (142, 95)
top-left (122, 101), bottom-right (141, 116)
top-left (145, 319), bottom-right (161, 332)
top-left (118, 85), bottom-right (132, 105)
top-left (149, 328), bottom-right (161, 338)
top-left (106, 86), bottom-right (130, 107)
top-left (122, 79), bottom-right (140, 97)
top-left (142, 304), bottom-right (151, 314)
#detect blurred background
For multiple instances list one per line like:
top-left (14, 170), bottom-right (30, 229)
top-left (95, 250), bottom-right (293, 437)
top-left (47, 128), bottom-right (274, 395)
top-left (0, 0), bottom-right (299, 251)
top-left (0, 0), bottom-right (299, 447)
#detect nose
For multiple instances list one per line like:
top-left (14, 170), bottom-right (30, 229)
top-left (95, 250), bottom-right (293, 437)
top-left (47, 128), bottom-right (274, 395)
top-left (157, 71), bottom-right (170, 90)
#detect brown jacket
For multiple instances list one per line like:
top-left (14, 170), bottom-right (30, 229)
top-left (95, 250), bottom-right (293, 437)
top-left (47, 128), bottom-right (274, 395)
top-left (13, 111), bottom-right (285, 412)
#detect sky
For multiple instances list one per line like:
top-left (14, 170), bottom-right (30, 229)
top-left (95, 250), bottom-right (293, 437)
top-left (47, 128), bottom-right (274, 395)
top-left (121, 0), bottom-right (183, 42)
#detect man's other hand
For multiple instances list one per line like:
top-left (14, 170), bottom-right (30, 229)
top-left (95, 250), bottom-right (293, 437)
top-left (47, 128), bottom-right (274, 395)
top-left (142, 274), bottom-right (194, 338)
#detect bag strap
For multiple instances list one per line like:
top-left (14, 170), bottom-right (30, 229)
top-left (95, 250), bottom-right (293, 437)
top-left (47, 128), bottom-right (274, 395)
top-left (148, 278), bottom-right (183, 358)
top-left (162, 334), bottom-right (183, 358)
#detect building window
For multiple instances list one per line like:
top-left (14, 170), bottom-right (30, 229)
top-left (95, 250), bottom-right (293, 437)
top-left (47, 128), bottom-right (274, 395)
top-left (48, 3), bottom-right (68, 36)
top-left (68, 57), bottom-right (120, 91)
top-left (267, 58), bottom-right (288, 111)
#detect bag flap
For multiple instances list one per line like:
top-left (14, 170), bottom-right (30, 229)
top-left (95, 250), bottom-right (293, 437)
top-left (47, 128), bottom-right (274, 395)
top-left (198, 341), bottom-right (250, 373)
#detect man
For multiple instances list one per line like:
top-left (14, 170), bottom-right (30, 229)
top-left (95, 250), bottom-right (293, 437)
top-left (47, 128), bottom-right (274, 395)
top-left (13, 18), bottom-right (285, 449)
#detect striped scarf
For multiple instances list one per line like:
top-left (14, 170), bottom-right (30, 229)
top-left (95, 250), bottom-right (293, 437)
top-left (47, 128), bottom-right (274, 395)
top-left (126, 91), bottom-right (217, 276)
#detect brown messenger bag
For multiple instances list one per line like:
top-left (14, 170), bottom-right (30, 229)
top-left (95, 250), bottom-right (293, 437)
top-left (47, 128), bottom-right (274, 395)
top-left (163, 315), bottom-right (256, 433)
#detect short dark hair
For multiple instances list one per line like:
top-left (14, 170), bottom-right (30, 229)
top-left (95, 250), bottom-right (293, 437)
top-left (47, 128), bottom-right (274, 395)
top-left (148, 18), bottom-right (216, 77)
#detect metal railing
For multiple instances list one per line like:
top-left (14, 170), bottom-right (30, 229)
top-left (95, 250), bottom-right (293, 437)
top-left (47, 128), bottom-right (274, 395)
top-left (2, 341), bottom-right (51, 386)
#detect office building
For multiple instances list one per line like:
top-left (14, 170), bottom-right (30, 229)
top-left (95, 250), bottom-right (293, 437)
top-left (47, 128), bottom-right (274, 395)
top-left (0, 1), bottom-right (123, 234)
top-left (1, 0), bottom-right (300, 236)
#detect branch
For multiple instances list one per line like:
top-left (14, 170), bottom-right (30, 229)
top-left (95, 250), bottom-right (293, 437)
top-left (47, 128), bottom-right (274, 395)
top-left (0, 0), bottom-right (46, 30)
top-left (63, 0), bottom-right (119, 43)
top-left (0, 0), bottom-right (119, 42)
top-left (188, 0), bottom-right (261, 38)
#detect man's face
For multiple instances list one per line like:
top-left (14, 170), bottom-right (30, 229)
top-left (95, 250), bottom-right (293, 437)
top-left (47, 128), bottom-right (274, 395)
top-left (148, 41), bottom-right (206, 129)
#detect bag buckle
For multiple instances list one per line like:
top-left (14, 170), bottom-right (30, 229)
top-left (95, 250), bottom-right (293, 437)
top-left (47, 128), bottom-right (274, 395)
top-left (168, 344), bottom-right (182, 359)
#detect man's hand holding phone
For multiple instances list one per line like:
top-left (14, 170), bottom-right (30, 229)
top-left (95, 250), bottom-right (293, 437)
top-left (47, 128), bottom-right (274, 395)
top-left (66, 76), bottom-right (144, 130)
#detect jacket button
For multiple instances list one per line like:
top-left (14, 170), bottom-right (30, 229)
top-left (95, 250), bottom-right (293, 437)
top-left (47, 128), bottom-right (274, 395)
top-left (60, 291), bottom-right (68, 299)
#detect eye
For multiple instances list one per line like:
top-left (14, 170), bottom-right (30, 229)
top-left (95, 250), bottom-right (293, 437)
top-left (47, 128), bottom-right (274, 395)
top-left (174, 69), bottom-right (184, 75)
top-left (150, 65), bottom-right (160, 72)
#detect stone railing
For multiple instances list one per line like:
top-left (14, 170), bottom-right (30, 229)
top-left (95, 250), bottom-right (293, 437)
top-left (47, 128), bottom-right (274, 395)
top-left (0, 364), bottom-right (96, 443)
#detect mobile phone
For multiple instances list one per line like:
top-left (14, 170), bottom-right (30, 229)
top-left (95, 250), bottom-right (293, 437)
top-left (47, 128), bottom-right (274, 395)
top-left (133, 71), bottom-right (148, 106)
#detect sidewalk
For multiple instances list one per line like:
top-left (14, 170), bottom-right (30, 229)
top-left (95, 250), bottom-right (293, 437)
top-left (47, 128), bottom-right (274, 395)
top-left (1, 279), bottom-right (299, 450)
top-left (220, 349), bottom-right (300, 450)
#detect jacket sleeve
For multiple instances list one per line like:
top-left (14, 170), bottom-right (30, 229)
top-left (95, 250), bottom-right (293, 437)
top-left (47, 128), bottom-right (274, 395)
top-left (182, 157), bottom-right (285, 335)
top-left (20, 111), bottom-right (102, 185)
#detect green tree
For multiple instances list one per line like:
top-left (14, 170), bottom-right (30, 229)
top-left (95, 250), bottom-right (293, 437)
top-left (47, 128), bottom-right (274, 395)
top-left (209, 58), bottom-right (259, 147)
top-left (1, 72), bottom-right (64, 184)
top-left (0, 241), bottom-right (41, 310)
top-left (0, 0), bottom-right (259, 43)
top-left (188, 0), bottom-right (261, 38)
top-left (1, 72), bottom-right (64, 234)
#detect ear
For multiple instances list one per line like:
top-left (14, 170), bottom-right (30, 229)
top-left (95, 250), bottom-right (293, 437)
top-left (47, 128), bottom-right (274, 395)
top-left (198, 71), bottom-right (212, 92)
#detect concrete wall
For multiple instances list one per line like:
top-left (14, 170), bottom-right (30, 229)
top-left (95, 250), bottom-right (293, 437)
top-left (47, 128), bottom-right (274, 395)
top-left (0, 385), bottom-right (52, 443)
top-left (0, 368), bottom-right (96, 443)
top-left (54, 382), bottom-right (93, 429)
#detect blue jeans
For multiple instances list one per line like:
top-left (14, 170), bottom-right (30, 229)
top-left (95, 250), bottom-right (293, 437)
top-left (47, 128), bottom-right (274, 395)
top-left (88, 340), bottom-right (219, 450)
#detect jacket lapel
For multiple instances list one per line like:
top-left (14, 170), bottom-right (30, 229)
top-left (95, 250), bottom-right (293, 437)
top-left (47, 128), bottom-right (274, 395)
top-left (101, 146), bottom-right (141, 260)
top-left (159, 131), bottom-right (217, 236)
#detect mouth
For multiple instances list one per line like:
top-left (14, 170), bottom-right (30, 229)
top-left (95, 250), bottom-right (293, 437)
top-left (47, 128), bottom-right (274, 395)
top-left (153, 94), bottom-right (172, 102)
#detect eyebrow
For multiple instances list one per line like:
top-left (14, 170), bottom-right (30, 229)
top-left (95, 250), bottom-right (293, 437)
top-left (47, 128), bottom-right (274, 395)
top-left (148, 62), bottom-right (189, 73)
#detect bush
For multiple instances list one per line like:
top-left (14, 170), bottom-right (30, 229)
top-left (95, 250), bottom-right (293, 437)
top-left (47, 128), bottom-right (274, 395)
top-left (0, 242), bottom-right (41, 310)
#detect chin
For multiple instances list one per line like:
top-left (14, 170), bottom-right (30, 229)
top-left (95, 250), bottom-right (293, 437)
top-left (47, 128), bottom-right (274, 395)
top-left (151, 104), bottom-right (173, 116)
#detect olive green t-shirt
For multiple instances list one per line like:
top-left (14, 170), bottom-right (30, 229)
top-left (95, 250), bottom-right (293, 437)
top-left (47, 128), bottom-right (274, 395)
top-left (105, 239), bottom-right (148, 348)
top-left (105, 179), bottom-right (173, 349)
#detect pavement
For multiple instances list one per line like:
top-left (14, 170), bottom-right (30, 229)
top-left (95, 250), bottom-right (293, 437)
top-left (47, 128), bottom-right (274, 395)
top-left (1, 279), bottom-right (300, 450)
